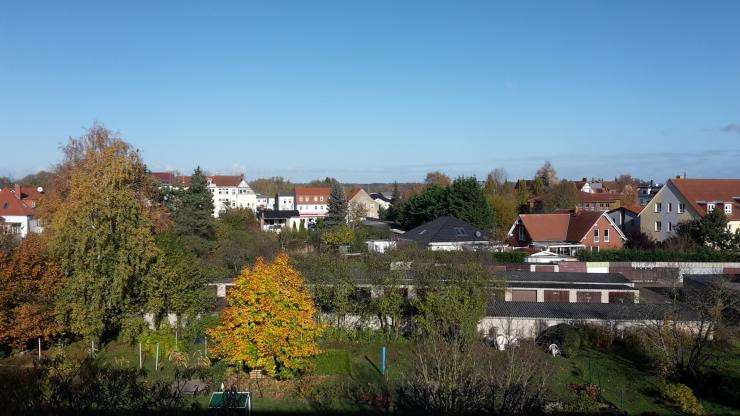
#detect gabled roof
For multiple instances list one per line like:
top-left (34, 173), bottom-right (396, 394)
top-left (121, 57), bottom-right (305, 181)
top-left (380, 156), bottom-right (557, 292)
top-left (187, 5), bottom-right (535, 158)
top-left (295, 187), bottom-right (331, 199)
top-left (151, 172), bottom-right (191, 186)
top-left (513, 210), bottom-right (626, 242)
top-left (370, 192), bottom-right (392, 203)
top-left (669, 178), bottom-right (740, 221)
top-left (578, 191), bottom-right (622, 203)
top-left (400, 216), bottom-right (488, 245)
top-left (0, 188), bottom-right (35, 216)
top-left (207, 175), bottom-right (244, 187)
top-left (487, 302), bottom-right (697, 321)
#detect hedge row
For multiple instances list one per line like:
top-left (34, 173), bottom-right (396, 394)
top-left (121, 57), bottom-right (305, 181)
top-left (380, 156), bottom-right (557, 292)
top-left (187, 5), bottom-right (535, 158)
top-left (576, 248), bottom-right (740, 262)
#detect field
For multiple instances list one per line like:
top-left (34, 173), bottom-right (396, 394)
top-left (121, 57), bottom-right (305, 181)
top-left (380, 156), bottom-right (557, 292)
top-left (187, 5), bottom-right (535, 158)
top-left (3, 335), bottom-right (739, 414)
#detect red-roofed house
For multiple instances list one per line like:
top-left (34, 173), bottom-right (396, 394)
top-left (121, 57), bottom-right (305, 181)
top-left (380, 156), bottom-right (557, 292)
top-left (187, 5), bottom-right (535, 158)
top-left (638, 177), bottom-right (740, 241)
top-left (347, 188), bottom-right (379, 220)
top-left (577, 191), bottom-right (623, 212)
top-left (508, 210), bottom-right (626, 255)
top-left (295, 187), bottom-right (331, 218)
top-left (0, 185), bottom-right (45, 237)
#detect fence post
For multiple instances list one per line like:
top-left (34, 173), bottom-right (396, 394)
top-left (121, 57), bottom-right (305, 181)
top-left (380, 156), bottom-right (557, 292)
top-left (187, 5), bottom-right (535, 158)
top-left (38, 337), bottom-right (41, 361)
top-left (381, 346), bottom-right (387, 375)
top-left (155, 343), bottom-right (159, 371)
top-left (139, 342), bottom-right (143, 369)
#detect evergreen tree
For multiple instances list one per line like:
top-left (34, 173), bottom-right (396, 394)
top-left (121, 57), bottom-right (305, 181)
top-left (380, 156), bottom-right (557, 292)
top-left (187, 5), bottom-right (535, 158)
top-left (173, 167), bottom-right (215, 240)
top-left (533, 178), bottom-right (545, 196)
top-left (386, 181), bottom-right (402, 221)
top-left (325, 182), bottom-right (348, 227)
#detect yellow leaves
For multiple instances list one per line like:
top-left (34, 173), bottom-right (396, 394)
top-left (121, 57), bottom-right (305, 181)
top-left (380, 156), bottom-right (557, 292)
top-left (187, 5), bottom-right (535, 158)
top-left (208, 253), bottom-right (324, 378)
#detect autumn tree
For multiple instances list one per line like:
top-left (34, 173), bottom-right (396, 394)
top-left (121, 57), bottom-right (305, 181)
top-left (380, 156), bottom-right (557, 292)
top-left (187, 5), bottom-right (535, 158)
top-left (48, 125), bottom-right (160, 342)
top-left (535, 161), bottom-right (557, 188)
top-left (425, 171), bottom-right (452, 187)
top-left (207, 254), bottom-right (323, 378)
top-left (616, 174), bottom-right (638, 206)
top-left (516, 179), bottom-right (531, 212)
top-left (487, 193), bottom-right (519, 241)
top-left (0, 236), bottom-right (64, 349)
top-left (543, 180), bottom-right (580, 213)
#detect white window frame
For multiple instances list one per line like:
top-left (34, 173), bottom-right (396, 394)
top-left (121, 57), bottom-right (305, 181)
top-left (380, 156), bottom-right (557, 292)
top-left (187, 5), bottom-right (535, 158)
top-left (725, 203), bottom-right (732, 214)
top-left (604, 229), bottom-right (610, 242)
top-left (654, 202), bottom-right (662, 213)
top-left (667, 203), bottom-right (672, 213)
top-left (593, 229), bottom-right (599, 243)
top-left (678, 203), bottom-right (685, 213)
top-left (707, 203), bottom-right (715, 212)
top-left (655, 221), bottom-right (662, 232)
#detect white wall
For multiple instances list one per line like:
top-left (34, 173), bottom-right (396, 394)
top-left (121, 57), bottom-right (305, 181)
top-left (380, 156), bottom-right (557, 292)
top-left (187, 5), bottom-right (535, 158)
top-left (1, 214), bottom-right (30, 237)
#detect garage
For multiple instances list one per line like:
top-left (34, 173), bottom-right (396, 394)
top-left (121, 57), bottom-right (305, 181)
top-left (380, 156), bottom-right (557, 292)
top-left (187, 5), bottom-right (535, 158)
top-left (511, 290), bottom-right (537, 302)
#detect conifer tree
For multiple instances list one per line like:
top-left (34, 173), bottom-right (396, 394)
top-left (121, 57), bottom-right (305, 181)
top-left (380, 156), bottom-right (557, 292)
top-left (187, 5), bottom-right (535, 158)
top-left (173, 167), bottom-right (215, 240)
top-left (325, 182), bottom-right (348, 227)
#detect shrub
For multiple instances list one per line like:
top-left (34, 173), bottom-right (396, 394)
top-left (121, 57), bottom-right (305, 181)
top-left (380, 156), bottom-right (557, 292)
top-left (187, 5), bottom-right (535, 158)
top-left (577, 324), bottom-right (616, 350)
top-left (536, 324), bottom-right (581, 353)
top-left (660, 382), bottom-right (706, 416)
top-left (492, 251), bottom-right (528, 263)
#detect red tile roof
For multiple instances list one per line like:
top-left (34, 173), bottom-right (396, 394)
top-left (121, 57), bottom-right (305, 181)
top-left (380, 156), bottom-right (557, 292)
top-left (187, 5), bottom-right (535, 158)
top-left (295, 187), bottom-right (331, 199)
top-left (518, 211), bottom-right (618, 242)
top-left (670, 178), bottom-right (740, 221)
top-left (578, 191), bottom-right (622, 203)
top-left (0, 188), bottom-right (35, 216)
top-left (207, 175), bottom-right (244, 187)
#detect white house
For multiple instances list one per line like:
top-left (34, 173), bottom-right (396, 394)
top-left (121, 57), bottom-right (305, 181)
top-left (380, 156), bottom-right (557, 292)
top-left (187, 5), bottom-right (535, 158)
top-left (275, 192), bottom-right (295, 210)
top-left (0, 185), bottom-right (45, 238)
top-left (207, 175), bottom-right (257, 217)
top-left (295, 187), bottom-right (331, 219)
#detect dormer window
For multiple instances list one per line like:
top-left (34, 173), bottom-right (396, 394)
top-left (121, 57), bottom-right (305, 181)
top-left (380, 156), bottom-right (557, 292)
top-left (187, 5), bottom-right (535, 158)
top-left (725, 203), bottom-right (732, 214)
top-left (707, 203), bottom-right (715, 212)
top-left (454, 227), bottom-right (467, 237)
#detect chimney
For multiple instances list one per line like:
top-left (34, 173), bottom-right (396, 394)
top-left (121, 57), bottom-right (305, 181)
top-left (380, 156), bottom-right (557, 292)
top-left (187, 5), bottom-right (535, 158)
top-left (582, 177), bottom-right (587, 182)
top-left (14, 184), bottom-right (20, 195)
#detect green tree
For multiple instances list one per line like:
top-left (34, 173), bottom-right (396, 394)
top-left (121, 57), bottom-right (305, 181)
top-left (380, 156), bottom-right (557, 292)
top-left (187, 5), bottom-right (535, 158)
top-left (487, 194), bottom-right (519, 240)
top-left (173, 167), bottom-right (215, 240)
top-left (517, 179), bottom-right (531, 211)
top-left (543, 180), bottom-right (580, 212)
top-left (675, 208), bottom-right (739, 250)
top-left (533, 178), bottom-right (545, 196)
top-left (447, 177), bottom-right (495, 230)
top-left (49, 125), bottom-right (159, 342)
top-left (325, 182), bottom-right (348, 227)
top-left (398, 185), bottom-right (450, 229)
top-left (385, 181), bottom-right (402, 222)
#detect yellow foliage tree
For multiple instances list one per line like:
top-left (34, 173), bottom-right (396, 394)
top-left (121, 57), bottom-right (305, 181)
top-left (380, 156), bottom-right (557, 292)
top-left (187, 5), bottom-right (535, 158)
top-left (207, 253), bottom-right (323, 378)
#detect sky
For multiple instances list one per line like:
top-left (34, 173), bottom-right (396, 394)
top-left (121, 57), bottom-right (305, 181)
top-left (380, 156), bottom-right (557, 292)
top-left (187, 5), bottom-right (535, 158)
top-left (1, 1), bottom-right (739, 183)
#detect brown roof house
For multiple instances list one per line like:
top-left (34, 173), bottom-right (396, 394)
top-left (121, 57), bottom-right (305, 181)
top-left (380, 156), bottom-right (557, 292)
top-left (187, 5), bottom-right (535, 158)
top-left (508, 209), bottom-right (626, 256)
top-left (638, 177), bottom-right (740, 241)
top-left (0, 185), bottom-right (45, 238)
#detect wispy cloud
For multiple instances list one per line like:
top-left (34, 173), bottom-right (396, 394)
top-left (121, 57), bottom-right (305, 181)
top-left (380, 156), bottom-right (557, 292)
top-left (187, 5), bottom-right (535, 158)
top-left (720, 123), bottom-right (740, 135)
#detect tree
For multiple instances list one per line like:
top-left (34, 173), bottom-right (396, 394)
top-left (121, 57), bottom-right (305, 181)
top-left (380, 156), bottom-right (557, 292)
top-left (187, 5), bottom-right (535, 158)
top-left (384, 181), bottom-right (402, 222)
top-left (488, 193), bottom-right (519, 241)
top-left (484, 168), bottom-right (507, 195)
top-left (172, 167), bottom-right (215, 240)
top-left (347, 201), bottom-right (368, 226)
top-left (675, 209), bottom-right (739, 250)
top-left (207, 254), bottom-right (323, 378)
top-left (615, 174), bottom-right (638, 206)
top-left (145, 235), bottom-right (210, 329)
top-left (535, 161), bottom-right (557, 188)
top-left (399, 178), bottom-right (494, 230)
top-left (533, 178), bottom-right (545, 196)
top-left (0, 176), bottom-right (12, 189)
top-left (425, 171), bottom-right (451, 187)
top-left (543, 180), bottom-right (580, 212)
top-left (48, 125), bottom-right (160, 342)
top-left (516, 179), bottom-right (531, 211)
top-left (325, 182), bottom-right (348, 227)
top-left (0, 236), bottom-right (64, 349)
top-left (248, 176), bottom-right (294, 196)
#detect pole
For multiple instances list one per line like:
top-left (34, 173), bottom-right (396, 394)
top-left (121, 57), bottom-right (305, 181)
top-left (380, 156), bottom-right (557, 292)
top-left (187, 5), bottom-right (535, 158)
top-left (204, 336), bottom-right (208, 357)
top-left (381, 346), bottom-right (387, 375)
top-left (175, 330), bottom-right (178, 347)
top-left (38, 337), bottom-right (41, 361)
top-left (91, 339), bottom-right (95, 355)
top-left (155, 343), bottom-right (159, 371)
top-left (139, 342), bottom-right (143, 369)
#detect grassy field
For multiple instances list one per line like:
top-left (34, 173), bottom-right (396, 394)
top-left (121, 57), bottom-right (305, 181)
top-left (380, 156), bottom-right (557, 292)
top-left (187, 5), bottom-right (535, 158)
top-left (3, 335), bottom-right (739, 414)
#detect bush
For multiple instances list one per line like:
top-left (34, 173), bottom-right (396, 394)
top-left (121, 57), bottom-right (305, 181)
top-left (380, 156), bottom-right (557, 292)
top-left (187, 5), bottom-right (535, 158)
top-left (492, 251), bottom-right (528, 263)
top-left (577, 248), bottom-right (740, 262)
top-left (660, 382), bottom-right (706, 415)
top-left (536, 324), bottom-right (581, 353)
top-left (577, 324), bottom-right (616, 350)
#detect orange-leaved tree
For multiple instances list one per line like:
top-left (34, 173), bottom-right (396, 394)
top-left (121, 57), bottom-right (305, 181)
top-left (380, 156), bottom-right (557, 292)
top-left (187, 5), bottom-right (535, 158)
top-left (207, 253), bottom-right (323, 378)
top-left (0, 235), bottom-right (64, 349)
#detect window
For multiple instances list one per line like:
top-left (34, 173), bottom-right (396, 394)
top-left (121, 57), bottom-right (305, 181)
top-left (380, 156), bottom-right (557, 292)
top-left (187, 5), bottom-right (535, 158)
top-left (604, 229), bottom-right (610, 242)
top-left (707, 203), bottom-right (715, 212)
top-left (313, 196), bottom-right (318, 202)
top-left (654, 202), bottom-right (662, 213)
top-left (678, 203), bottom-right (685, 213)
top-left (454, 227), bottom-right (467, 237)
top-left (725, 203), bottom-right (732, 214)
top-left (593, 229), bottom-right (599, 242)
top-left (518, 225), bottom-right (525, 240)
top-left (667, 203), bottom-right (672, 213)
top-left (668, 222), bottom-right (673, 232)
top-left (655, 221), bottom-right (662, 232)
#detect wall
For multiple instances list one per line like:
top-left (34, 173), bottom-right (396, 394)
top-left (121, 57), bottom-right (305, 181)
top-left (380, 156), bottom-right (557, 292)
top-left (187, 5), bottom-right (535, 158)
top-left (639, 181), bottom-right (696, 241)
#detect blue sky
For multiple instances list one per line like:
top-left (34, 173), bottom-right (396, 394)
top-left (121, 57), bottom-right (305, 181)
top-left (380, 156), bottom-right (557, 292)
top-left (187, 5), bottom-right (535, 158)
top-left (1, 1), bottom-right (739, 183)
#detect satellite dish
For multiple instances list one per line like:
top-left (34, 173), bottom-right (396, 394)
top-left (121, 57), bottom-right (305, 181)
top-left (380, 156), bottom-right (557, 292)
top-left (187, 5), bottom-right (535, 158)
top-left (475, 231), bottom-right (482, 237)
top-left (37, 186), bottom-right (44, 193)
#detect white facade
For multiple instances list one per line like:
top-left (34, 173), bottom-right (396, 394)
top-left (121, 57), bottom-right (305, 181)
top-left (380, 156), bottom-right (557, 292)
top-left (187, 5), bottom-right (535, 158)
top-left (208, 179), bottom-right (257, 217)
top-left (0, 214), bottom-right (37, 238)
top-left (276, 195), bottom-right (295, 210)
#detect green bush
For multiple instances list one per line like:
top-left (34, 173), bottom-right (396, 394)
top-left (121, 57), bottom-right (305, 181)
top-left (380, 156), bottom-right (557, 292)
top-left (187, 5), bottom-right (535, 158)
top-left (577, 248), bottom-right (740, 262)
top-left (661, 382), bottom-right (706, 416)
top-left (577, 324), bottom-right (615, 350)
top-left (492, 251), bottom-right (528, 263)
top-left (536, 324), bottom-right (581, 353)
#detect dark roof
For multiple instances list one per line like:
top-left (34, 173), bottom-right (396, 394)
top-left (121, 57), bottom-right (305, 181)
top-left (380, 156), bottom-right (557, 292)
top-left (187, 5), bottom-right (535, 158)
top-left (508, 282), bottom-right (637, 291)
top-left (498, 271), bottom-right (631, 284)
top-left (400, 216), bottom-right (488, 245)
top-left (370, 192), bottom-right (392, 203)
top-left (261, 210), bottom-right (299, 219)
top-left (486, 301), bottom-right (698, 321)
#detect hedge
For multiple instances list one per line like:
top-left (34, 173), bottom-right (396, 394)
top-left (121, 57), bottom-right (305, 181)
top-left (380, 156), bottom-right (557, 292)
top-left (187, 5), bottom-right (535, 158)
top-left (576, 248), bottom-right (740, 262)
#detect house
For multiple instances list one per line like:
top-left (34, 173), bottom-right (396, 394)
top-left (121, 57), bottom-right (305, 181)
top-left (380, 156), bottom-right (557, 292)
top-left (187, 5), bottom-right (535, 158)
top-left (508, 210), bottom-right (626, 255)
top-left (399, 216), bottom-right (490, 251)
top-left (577, 191), bottom-right (622, 212)
top-left (255, 194), bottom-right (275, 211)
top-left (608, 205), bottom-right (641, 235)
top-left (275, 192), bottom-right (295, 211)
top-left (258, 210), bottom-right (303, 232)
top-left (151, 172), bottom-right (258, 217)
top-left (637, 180), bottom-right (663, 206)
top-left (0, 185), bottom-right (45, 238)
top-left (347, 188), bottom-right (379, 219)
top-left (499, 271), bottom-right (639, 304)
top-left (370, 192), bottom-right (392, 210)
top-left (575, 178), bottom-right (620, 194)
top-left (638, 177), bottom-right (740, 241)
top-left (295, 187), bottom-right (331, 219)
